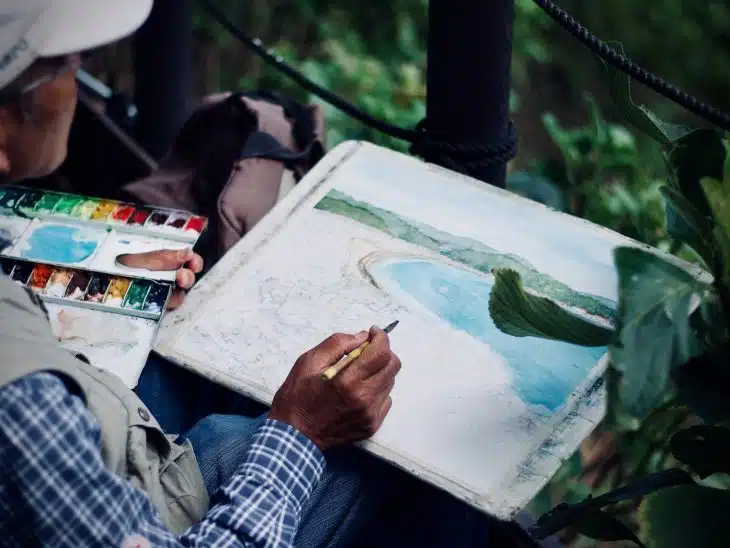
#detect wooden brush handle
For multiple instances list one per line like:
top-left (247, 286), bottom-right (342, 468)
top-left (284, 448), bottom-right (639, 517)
top-left (321, 341), bottom-right (369, 380)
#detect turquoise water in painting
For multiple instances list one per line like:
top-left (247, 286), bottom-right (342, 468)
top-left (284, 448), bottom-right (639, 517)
top-left (18, 224), bottom-right (103, 264)
top-left (370, 259), bottom-right (609, 413)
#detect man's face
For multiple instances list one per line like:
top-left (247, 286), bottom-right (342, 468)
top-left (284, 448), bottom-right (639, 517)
top-left (0, 54), bottom-right (81, 181)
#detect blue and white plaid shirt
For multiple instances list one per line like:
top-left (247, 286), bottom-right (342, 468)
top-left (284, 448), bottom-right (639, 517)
top-left (0, 372), bottom-right (326, 547)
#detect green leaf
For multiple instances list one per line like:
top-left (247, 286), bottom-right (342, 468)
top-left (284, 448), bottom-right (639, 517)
top-left (667, 129), bottom-right (726, 215)
top-left (611, 247), bottom-right (708, 418)
top-left (598, 42), bottom-right (692, 146)
top-left (670, 425), bottom-right (730, 478)
top-left (700, 177), bottom-right (730, 286)
top-left (573, 510), bottom-right (645, 547)
top-left (659, 186), bottom-right (716, 270)
top-left (489, 268), bottom-right (614, 346)
top-left (639, 485), bottom-right (730, 548)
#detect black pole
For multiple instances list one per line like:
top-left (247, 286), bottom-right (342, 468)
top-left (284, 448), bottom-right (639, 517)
top-left (425, 0), bottom-right (515, 187)
top-left (133, 0), bottom-right (192, 160)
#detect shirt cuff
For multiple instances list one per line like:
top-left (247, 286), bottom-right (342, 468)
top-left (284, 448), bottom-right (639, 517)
top-left (241, 418), bottom-right (326, 513)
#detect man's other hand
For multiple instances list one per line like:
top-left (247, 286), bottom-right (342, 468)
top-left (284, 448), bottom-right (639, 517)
top-left (116, 248), bottom-right (204, 310)
top-left (269, 326), bottom-right (401, 451)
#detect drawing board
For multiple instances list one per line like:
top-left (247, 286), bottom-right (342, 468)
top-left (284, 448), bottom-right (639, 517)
top-left (154, 141), bottom-right (687, 518)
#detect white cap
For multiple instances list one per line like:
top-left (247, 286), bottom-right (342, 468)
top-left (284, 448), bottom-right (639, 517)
top-left (0, 0), bottom-right (153, 90)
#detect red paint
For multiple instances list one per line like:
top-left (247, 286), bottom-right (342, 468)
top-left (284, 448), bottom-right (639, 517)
top-left (184, 216), bottom-right (206, 233)
top-left (30, 265), bottom-right (52, 290)
top-left (111, 204), bottom-right (135, 222)
top-left (128, 209), bottom-right (151, 226)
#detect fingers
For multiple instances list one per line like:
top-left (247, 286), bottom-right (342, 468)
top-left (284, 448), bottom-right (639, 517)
top-left (176, 268), bottom-right (196, 290)
top-left (363, 353), bottom-right (401, 392)
top-left (117, 248), bottom-right (196, 271)
top-left (340, 327), bottom-right (391, 382)
top-left (186, 252), bottom-right (204, 274)
top-left (309, 330), bottom-right (369, 371)
top-left (166, 289), bottom-right (186, 310)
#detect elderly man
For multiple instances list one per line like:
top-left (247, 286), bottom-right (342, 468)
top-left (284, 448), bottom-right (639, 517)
top-left (0, 2), bottom-right (507, 547)
top-left (0, 1), bottom-right (407, 546)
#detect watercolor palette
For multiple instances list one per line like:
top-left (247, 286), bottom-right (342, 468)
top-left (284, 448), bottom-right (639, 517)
top-left (1, 258), bottom-right (172, 319)
top-left (0, 185), bottom-right (207, 243)
top-left (0, 184), bottom-right (208, 388)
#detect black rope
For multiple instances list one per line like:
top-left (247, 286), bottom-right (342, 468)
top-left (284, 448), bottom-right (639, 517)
top-left (533, 0), bottom-right (730, 131)
top-left (197, 0), bottom-right (517, 175)
top-left (198, 0), bottom-right (730, 177)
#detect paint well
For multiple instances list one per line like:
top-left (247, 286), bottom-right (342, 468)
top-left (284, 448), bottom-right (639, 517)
top-left (64, 271), bottom-right (91, 300)
top-left (34, 193), bottom-right (62, 213)
top-left (53, 195), bottom-right (82, 216)
top-left (123, 280), bottom-right (151, 310)
top-left (104, 277), bottom-right (131, 307)
top-left (143, 282), bottom-right (169, 313)
top-left (46, 268), bottom-right (74, 297)
top-left (84, 275), bottom-right (110, 303)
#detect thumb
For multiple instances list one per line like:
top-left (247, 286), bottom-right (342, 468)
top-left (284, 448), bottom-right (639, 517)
top-left (117, 248), bottom-right (193, 271)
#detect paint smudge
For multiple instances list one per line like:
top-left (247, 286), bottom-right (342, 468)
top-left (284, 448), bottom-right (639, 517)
top-left (104, 277), bottom-right (131, 307)
top-left (34, 193), bottom-right (62, 213)
top-left (64, 271), bottom-right (90, 300)
top-left (128, 209), bottom-right (151, 226)
top-left (146, 211), bottom-right (169, 226)
top-left (17, 224), bottom-right (104, 264)
top-left (53, 195), bottom-right (82, 216)
top-left (84, 275), bottom-right (110, 302)
top-left (184, 216), bottom-right (206, 234)
top-left (111, 204), bottom-right (135, 223)
top-left (123, 280), bottom-right (151, 310)
top-left (10, 262), bottom-right (33, 284)
top-left (70, 199), bottom-right (100, 220)
top-left (91, 200), bottom-right (119, 220)
top-left (143, 282), bottom-right (169, 313)
top-left (29, 264), bottom-right (53, 292)
top-left (46, 268), bottom-right (73, 297)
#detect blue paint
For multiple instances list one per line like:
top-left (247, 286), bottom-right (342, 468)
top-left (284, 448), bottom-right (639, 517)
top-left (18, 224), bottom-right (103, 264)
top-left (370, 259), bottom-right (609, 413)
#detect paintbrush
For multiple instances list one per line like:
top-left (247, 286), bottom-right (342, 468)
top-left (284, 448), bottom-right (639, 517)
top-left (321, 320), bottom-right (399, 381)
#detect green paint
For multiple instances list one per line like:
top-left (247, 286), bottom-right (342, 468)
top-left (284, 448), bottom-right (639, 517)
top-left (34, 193), bottom-right (62, 213)
top-left (53, 195), bottom-right (81, 215)
top-left (123, 280), bottom-right (151, 310)
top-left (70, 199), bottom-right (99, 219)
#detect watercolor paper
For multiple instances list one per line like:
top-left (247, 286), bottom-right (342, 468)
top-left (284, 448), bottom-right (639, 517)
top-left (46, 302), bottom-right (158, 387)
top-left (155, 141), bottom-right (704, 520)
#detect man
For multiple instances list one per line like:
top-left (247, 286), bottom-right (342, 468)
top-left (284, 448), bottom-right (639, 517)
top-left (0, 2), bottom-right (405, 546)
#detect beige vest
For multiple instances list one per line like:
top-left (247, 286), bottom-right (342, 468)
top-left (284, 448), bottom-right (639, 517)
top-left (0, 275), bottom-right (209, 534)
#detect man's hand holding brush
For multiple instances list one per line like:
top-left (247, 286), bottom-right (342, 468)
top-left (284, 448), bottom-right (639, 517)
top-left (269, 325), bottom-right (401, 451)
